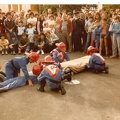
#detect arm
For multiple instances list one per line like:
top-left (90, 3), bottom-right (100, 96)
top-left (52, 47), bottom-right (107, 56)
top-left (64, 52), bottom-right (70, 61)
top-left (37, 21), bottom-right (40, 34)
top-left (52, 52), bottom-right (63, 63)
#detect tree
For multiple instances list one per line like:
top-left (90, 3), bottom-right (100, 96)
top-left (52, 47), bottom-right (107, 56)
top-left (103, 4), bottom-right (120, 11)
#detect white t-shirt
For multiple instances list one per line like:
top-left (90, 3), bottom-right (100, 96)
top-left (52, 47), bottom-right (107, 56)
top-left (27, 17), bottom-right (37, 25)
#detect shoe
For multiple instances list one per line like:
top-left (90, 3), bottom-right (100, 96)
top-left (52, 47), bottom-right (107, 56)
top-left (18, 50), bottom-right (21, 54)
top-left (13, 51), bottom-right (16, 55)
top-left (5, 51), bottom-right (8, 55)
top-left (63, 73), bottom-right (72, 82)
top-left (1, 51), bottom-right (4, 55)
top-left (92, 69), bottom-right (99, 74)
top-left (37, 87), bottom-right (44, 92)
top-left (0, 86), bottom-right (8, 93)
top-left (110, 55), bottom-right (117, 58)
top-left (104, 67), bottom-right (109, 74)
top-left (105, 54), bottom-right (109, 58)
top-left (59, 83), bottom-right (66, 95)
top-left (41, 49), bottom-right (44, 55)
top-left (11, 51), bottom-right (13, 55)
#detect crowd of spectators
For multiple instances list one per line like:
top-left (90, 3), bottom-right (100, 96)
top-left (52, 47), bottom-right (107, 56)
top-left (0, 7), bottom-right (120, 59)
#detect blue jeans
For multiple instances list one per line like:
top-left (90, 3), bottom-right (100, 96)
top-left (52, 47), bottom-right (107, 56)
top-left (84, 32), bottom-right (92, 53)
top-left (113, 34), bottom-right (120, 56)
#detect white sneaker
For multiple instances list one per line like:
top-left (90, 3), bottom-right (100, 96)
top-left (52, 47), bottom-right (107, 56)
top-left (41, 49), bottom-right (44, 55)
top-left (2, 51), bottom-right (4, 55)
top-left (13, 51), bottom-right (16, 55)
top-left (5, 51), bottom-right (8, 55)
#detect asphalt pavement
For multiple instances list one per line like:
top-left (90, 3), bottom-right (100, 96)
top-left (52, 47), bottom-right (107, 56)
top-left (0, 52), bottom-right (120, 120)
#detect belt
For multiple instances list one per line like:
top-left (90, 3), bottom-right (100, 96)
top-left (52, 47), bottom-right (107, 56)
top-left (10, 59), bottom-right (17, 70)
top-left (50, 79), bottom-right (61, 84)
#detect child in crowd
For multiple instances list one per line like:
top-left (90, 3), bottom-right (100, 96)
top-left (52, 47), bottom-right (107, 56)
top-left (9, 34), bottom-right (18, 55)
top-left (26, 23), bottom-right (36, 52)
top-left (16, 20), bottom-right (26, 41)
top-left (110, 16), bottom-right (120, 59)
top-left (0, 34), bottom-right (9, 55)
top-left (34, 32), bottom-right (47, 54)
top-left (99, 18), bottom-right (109, 57)
top-left (18, 33), bottom-right (30, 54)
top-left (45, 30), bottom-right (59, 52)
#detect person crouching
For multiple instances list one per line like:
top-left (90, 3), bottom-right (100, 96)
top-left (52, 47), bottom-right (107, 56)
top-left (86, 46), bottom-right (109, 74)
top-left (37, 55), bottom-right (66, 95)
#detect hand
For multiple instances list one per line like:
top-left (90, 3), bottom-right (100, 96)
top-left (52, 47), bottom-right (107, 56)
top-left (69, 33), bottom-right (71, 36)
top-left (9, 29), bottom-right (12, 33)
top-left (28, 79), bottom-right (33, 86)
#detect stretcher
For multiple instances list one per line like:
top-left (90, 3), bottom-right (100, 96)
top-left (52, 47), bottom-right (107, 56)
top-left (61, 55), bottom-right (91, 74)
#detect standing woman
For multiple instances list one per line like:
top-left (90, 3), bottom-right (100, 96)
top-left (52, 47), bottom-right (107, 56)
top-left (55, 17), bottom-right (61, 41)
top-left (36, 15), bottom-right (45, 35)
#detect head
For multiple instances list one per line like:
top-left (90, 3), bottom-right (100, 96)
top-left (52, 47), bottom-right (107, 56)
top-left (6, 12), bottom-right (12, 19)
top-left (29, 12), bottom-right (34, 18)
top-left (28, 23), bottom-right (32, 28)
top-left (73, 11), bottom-right (80, 18)
top-left (11, 34), bottom-right (16, 41)
top-left (56, 42), bottom-right (66, 52)
top-left (87, 46), bottom-right (98, 55)
top-left (0, 34), bottom-right (5, 40)
top-left (32, 64), bottom-right (41, 76)
top-left (21, 33), bottom-right (27, 39)
top-left (114, 16), bottom-right (120, 23)
top-left (102, 18), bottom-right (107, 25)
top-left (25, 52), bottom-right (40, 63)
top-left (18, 20), bottom-right (23, 27)
top-left (62, 13), bottom-right (68, 21)
top-left (89, 16), bottom-right (94, 22)
top-left (42, 55), bottom-right (55, 64)
top-left (39, 33), bottom-right (46, 40)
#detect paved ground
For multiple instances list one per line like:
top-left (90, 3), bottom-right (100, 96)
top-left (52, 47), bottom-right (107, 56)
top-left (0, 52), bottom-right (120, 120)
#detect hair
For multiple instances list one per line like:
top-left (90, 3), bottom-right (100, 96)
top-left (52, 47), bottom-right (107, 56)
top-left (102, 18), bottom-right (107, 22)
top-left (6, 12), bottom-right (11, 16)
top-left (27, 23), bottom-right (33, 28)
top-left (22, 33), bottom-right (27, 36)
top-left (114, 16), bottom-right (119, 20)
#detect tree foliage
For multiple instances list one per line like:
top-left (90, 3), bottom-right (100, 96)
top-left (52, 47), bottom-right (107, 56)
top-left (39, 4), bottom-right (97, 13)
top-left (103, 5), bottom-right (120, 11)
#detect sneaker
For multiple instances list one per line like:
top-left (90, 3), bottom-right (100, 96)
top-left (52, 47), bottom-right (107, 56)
top-left (60, 83), bottom-right (66, 95)
top-left (41, 49), bottom-right (44, 55)
top-left (110, 55), bottom-right (117, 58)
top-left (13, 51), bottom-right (16, 55)
top-left (1, 51), bottom-right (4, 55)
top-left (18, 50), bottom-right (21, 54)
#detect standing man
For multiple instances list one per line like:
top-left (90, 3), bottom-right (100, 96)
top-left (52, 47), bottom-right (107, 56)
top-left (72, 10), bottom-right (84, 52)
top-left (4, 52), bottom-right (40, 86)
top-left (60, 13), bottom-right (72, 53)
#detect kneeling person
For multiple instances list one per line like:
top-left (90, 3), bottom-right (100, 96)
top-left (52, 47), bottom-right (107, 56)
top-left (87, 46), bottom-right (109, 74)
top-left (37, 55), bottom-right (66, 95)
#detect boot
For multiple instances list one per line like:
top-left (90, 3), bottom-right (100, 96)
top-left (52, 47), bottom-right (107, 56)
top-left (37, 80), bottom-right (46, 92)
top-left (59, 82), bottom-right (66, 95)
top-left (103, 67), bottom-right (109, 74)
top-left (0, 86), bottom-right (8, 93)
top-left (63, 73), bottom-right (72, 82)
